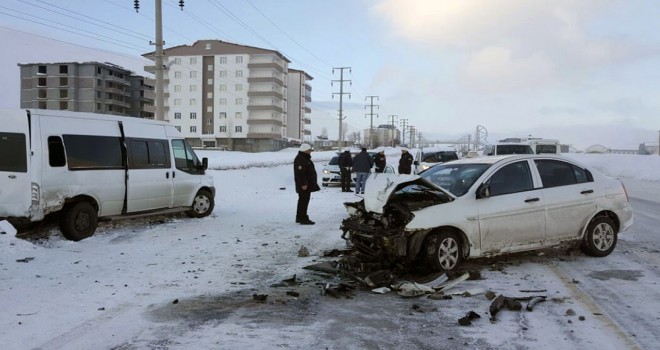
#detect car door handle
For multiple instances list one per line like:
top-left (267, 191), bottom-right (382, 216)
top-left (580, 190), bottom-right (594, 194)
top-left (166, 172), bottom-right (169, 179)
top-left (524, 198), bottom-right (540, 203)
top-left (8, 175), bottom-right (16, 179)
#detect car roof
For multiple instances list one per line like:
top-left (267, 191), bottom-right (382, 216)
top-left (447, 154), bottom-right (567, 166)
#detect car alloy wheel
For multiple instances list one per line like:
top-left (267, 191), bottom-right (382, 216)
top-left (581, 216), bottom-right (617, 257)
top-left (424, 231), bottom-right (463, 271)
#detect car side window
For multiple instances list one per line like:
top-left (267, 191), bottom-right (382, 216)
top-left (489, 161), bottom-right (533, 196)
top-left (535, 160), bottom-right (589, 188)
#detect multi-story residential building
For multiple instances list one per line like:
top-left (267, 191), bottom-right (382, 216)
top-left (18, 62), bottom-right (153, 118)
top-left (144, 39), bottom-right (297, 152)
top-left (364, 124), bottom-right (401, 147)
top-left (286, 69), bottom-right (313, 142)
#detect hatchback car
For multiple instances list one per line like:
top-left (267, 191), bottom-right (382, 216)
top-left (321, 155), bottom-right (357, 187)
top-left (341, 155), bottom-right (633, 271)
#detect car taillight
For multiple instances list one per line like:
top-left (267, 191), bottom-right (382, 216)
top-left (620, 180), bottom-right (629, 202)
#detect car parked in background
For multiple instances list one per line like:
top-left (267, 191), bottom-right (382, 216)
top-left (321, 154), bottom-right (358, 187)
top-left (341, 154), bottom-right (633, 271)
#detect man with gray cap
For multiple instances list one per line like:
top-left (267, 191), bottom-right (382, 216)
top-left (294, 143), bottom-right (320, 225)
top-left (398, 147), bottom-right (414, 174)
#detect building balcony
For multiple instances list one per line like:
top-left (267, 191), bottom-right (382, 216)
top-left (304, 106), bottom-right (311, 113)
top-left (247, 62), bottom-right (284, 73)
top-left (304, 95), bottom-right (311, 102)
top-left (248, 74), bottom-right (284, 86)
top-left (106, 99), bottom-right (131, 108)
top-left (303, 117), bottom-right (311, 125)
top-left (304, 129), bottom-right (311, 135)
top-left (247, 104), bottom-right (283, 113)
top-left (105, 87), bottom-right (129, 96)
top-left (104, 74), bottom-right (131, 86)
top-left (247, 132), bottom-right (282, 139)
top-left (246, 118), bottom-right (283, 127)
top-left (247, 89), bottom-right (284, 100)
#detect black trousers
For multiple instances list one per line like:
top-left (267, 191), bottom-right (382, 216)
top-left (297, 191), bottom-right (311, 218)
top-left (340, 167), bottom-right (351, 191)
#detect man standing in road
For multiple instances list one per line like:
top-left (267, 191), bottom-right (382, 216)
top-left (338, 150), bottom-right (353, 192)
top-left (398, 147), bottom-right (414, 174)
top-left (294, 143), bottom-right (320, 225)
top-left (352, 148), bottom-right (373, 194)
top-left (374, 150), bottom-right (386, 173)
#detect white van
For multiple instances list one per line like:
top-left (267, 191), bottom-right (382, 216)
top-left (0, 109), bottom-right (215, 241)
top-left (528, 138), bottom-right (561, 154)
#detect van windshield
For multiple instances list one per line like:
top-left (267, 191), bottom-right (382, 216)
top-left (497, 145), bottom-right (533, 155)
top-left (0, 132), bottom-right (27, 172)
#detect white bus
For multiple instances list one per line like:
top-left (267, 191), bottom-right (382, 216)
top-left (0, 109), bottom-right (215, 241)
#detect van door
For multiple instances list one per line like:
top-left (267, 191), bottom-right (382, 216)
top-left (126, 138), bottom-right (174, 212)
top-left (170, 139), bottom-right (203, 207)
top-left (0, 112), bottom-right (32, 217)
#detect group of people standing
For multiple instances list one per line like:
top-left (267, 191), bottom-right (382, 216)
top-left (293, 144), bottom-right (415, 225)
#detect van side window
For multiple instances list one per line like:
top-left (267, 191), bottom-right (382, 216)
top-left (171, 139), bottom-right (202, 174)
top-left (62, 135), bottom-right (124, 170)
top-left (47, 136), bottom-right (66, 167)
top-left (0, 132), bottom-right (27, 172)
top-left (127, 139), bottom-right (170, 169)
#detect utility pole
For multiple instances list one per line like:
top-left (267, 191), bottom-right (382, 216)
top-left (332, 67), bottom-right (351, 151)
top-left (135, 0), bottom-right (185, 121)
top-left (409, 126), bottom-right (416, 148)
top-left (400, 118), bottom-right (408, 147)
top-left (364, 96), bottom-right (379, 148)
top-left (388, 114), bottom-right (398, 147)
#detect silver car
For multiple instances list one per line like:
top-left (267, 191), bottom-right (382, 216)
top-left (341, 155), bottom-right (633, 271)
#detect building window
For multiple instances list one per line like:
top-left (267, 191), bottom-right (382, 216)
top-left (59, 90), bottom-right (68, 99)
top-left (205, 43), bottom-right (211, 50)
top-left (235, 125), bottom-right (242, 133)
top-left (190, 71), bottom-right (197, 79)
top-left (190, 99), bottom-right (196, 106)
top-left (59, 65), bottom-right (68, 74)
top-left (235, 70), bottom-right (243, 77)
top-left (39, 101), bottom-right (47, 109)
top-left (207, 106), bottom-right (213, 112)
top-left (174, 71), bottom-right (182, 78)
top-left (174, 99), bottom-right (181, 106)
top-left (174, 85), bottom-right (181, 92)
top-left (235, 84), bottom-right (243, 91)
top-left (174, 112), bottom-right (181, 119)
top-left (190, 112), bottom-right (197, 119)
top-left (175, 126), bottom-right (181, 132)
top-left (174, 58), bottom-right (181, 65)
top-left (236, 56), bottom-right (243, 64)
top-left (190, 85), bottom-right (197, 92)
top-left (207, 78), bottom-right (213, 85)
top-left (219, 70), bottom-right (227, 78)
top-left (235, 98), bottom-right (242, 105)
top-left (38, 65), bottom-right (47, 74)
top-left (59, 101), bottom-right (68, 110)
top-left (206, 118), bottom-right (213, 125)
top-left (97, 91), bottom-right (101, 98)
top-left (219, 112), bottom-right (226, 119)
top-left (219, 57), bottom-right (227, 64)
top-left (38, 90), bottom-right (47, 99)
top-left (207, 65), bottom-right (213, 71)
top-left (59, 77), bottom-right (68, 86)
top-left (219, 84), bottom-right (226, 92)
top-left (37, 77), bottom-right (47, 87)
top-left (190, 126), bottom-right (197, 132)
top-left (219, 126), bottom-right (226, 132)
top-left (219, 98), bottom-right (226, 105)
top-left (190, 58), bottom-right (197, 65)
top-left (235, 112), bottom-right (242, 119)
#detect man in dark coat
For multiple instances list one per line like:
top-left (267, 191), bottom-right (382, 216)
top-left (398, 147), bottom-right (414, 174)
top-left (374, 150), bottom-right (386, 173)
top-left (294, 143), bottom-right (320, 225)
top-left (352, 148), bottom-right (374, 194)
top-left (338, 150), bottom-right (353, 192)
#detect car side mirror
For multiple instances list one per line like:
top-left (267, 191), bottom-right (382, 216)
top-left (202, 157), bottom-right (208, 170)
top-left (414, 161), bottom-right (419, 165)
top-left (476, 183), bottom-right (490, 199)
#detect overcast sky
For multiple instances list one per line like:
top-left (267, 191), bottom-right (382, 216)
top-left (1, 0), bottom-right (659, 150)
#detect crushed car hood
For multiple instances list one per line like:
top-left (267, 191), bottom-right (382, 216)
top-left (363, 173), bottom-right (454, 214)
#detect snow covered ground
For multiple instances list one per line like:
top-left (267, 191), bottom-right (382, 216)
top-left (1, 149), bottom-right (659, 349)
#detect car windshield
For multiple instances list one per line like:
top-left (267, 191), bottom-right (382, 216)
top-left (497, 145), bottom-right (533, 155)
top-left (419, 163), bottom-right (491, 197)
top-left (328, 156), bottom-right (339, 165)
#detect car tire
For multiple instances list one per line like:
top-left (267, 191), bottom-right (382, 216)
top-left (59, 201), bottom-right (98, 241)
top-left (188, 189), bottom-right (214, 218)
top-left (580, 216), bottom-right (617, 257)
top-left (423, 231), bottom-right (463, 271)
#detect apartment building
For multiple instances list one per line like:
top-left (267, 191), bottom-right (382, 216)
top-left (286, 69), bottom-right (313, 142)
top-left (364, 124), bottom-right (401, 147)
top-left (144, 39), bottom-right (298, 152)
top-left (18, 62), bottom-right (153, 118)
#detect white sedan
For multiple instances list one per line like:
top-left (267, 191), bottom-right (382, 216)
top-left (341, 154), bottom-right (633, 271)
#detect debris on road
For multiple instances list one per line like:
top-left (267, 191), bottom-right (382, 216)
top-left (526, 296), bottom-right (547, 311)
top-left (396, 282), bottom-right (435, 298)
top-left (303, 261), bottom-right (338, 274)
top-left (322, 282), bottom-right (355, 299)
top-left (252, 294), bottom-right (268, 302)
top-left (286, 291), bottom-right (300, 297)
top-left (371, 287), bottom-right (391, 294)
top-left (15, 257), bottom-right (35, 263)
top-left (458, 311), bottom-right (481, 326)
top-left (298, 246), bottom-right (310, 257)
top-left (364, 270), bottom-right (394, 288)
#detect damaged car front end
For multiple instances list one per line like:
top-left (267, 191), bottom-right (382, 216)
top-left (340, 174), bottom-right (454, 272)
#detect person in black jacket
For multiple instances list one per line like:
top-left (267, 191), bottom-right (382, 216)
top-left (374, 150), bottom-right (386, 173)
top-left (352, 148), bottom-right (374, 194)
top-left (294, 143), bottom-right (320, 225)
top-left (338, 150), bottom-right (353, 192)
top-left (398, 147), bottom-right (414, 174)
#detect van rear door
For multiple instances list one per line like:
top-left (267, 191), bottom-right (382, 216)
top-left (0, 111), bottom-right (32, 218)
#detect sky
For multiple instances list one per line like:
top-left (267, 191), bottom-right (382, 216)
top-left (2, 150), bottom-right (660, 349)
top-left (1, 0), bottom-right (660, 150)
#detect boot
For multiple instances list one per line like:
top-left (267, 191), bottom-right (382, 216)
top-left (295, 215), bottom-right (303, 223)
top-left (299, 215), bottom-right (315, 225)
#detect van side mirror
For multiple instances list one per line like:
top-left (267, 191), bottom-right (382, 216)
top-left (476, 183), bottom-right (490, 199)
top-left (202, 157), bottom-right (208, 170)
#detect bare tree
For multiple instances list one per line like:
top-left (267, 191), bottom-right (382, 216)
top-left (346, 131), bottom-right (360, 146)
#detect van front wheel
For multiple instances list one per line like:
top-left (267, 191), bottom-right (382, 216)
top-left (188, 190), bottom-right (214, 218)
top-left (60, 201), bottom-right (98, 241)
